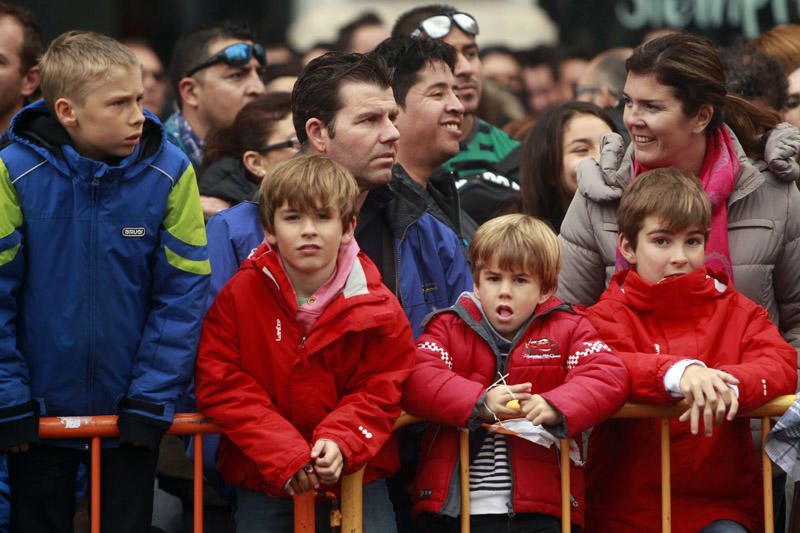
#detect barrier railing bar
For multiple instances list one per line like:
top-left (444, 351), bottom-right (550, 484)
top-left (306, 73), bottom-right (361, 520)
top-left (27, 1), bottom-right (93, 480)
top-left (560, 439), bottom-right (570, 533)
top-left (91, 436), bottom-right (101, 533)
top-left (762, 416), bottom-right (774, 533)
top-left (459, 429), bottom-right (471, 533)
top-left (661, 417), bottom-right (671, 533)
top-left (293, 491), bottom-right (315, 533)
top-left (193, 433), bottom-right (203, 533)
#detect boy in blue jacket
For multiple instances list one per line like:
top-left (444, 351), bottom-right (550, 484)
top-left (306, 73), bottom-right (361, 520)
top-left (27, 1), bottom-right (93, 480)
top-left (0, 31), bottom-right (209, 532)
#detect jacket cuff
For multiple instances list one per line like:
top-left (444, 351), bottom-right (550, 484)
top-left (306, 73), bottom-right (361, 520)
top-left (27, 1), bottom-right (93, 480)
top-left (0, 414), bottom-right (40, 449)
top-left (118, 412), bottom-right (170, 452)
top-left (467, 392), bottom-right (488, 430)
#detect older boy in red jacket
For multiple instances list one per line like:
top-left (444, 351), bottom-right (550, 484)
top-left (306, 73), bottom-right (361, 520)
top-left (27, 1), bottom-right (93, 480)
top-left (403, 214), bottom-right (629, 532)
top-left (585, 168), bottom-right (797, 533)
top-left (195, 155), bottom-right (415, 532)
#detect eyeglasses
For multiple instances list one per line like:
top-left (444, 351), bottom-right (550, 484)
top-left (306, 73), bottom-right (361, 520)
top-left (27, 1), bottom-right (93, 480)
top-left (186, 42), bottom-right (267, 77)
top-left (256, 139), bottom-right (300, 154)
top-left (411, 11), bottom-right (479, 40)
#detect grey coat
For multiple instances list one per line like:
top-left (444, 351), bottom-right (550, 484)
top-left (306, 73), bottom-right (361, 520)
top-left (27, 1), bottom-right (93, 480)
top-left (557, 124), bottom-right (800, 363)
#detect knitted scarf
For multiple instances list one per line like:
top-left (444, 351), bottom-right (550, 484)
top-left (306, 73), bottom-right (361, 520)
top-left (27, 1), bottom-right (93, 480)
top-left (616, 127), bottom-right (738, 282)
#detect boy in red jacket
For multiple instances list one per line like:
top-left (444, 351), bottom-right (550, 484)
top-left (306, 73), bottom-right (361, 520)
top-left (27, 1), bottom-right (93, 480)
top-left (195, 155), bottom-right (415, 532)
top-left (585, 167), bottom-right (797, 533)
top-left (403, 214), bottom-right (629, 532)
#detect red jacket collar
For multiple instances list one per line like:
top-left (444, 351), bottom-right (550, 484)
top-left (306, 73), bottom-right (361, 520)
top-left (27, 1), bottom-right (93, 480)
top-left (605, 267), bottom-right (731, 312)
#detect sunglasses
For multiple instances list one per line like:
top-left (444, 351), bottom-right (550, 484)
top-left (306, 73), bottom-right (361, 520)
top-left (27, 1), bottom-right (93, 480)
top-left (256, 139), bottom-right (300, 154)
top-left (411, 12), bottom-right (479, 40)
top-left (186, 42), bottom-right (267, 77)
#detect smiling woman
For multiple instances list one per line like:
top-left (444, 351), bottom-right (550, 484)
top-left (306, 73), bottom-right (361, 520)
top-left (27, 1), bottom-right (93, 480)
top-left (558, 31), bottom-right (800, 308)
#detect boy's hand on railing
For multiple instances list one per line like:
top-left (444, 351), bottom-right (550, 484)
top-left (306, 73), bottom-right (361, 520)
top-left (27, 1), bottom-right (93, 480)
top-left (311, 438), bottom-right (343, 485)
top-left (678, 366), bottom-right (740, 436)
top-left (482, 383), bottom-right (532, 421)
top-left (6, 443), bottom-right (29, 452)
top-left (286, 464), bottom-right (320, 495)
top-left (520, 394), bottom-right (564, 426)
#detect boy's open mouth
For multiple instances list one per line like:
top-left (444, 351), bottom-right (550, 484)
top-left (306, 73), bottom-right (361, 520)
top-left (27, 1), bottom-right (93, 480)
top-left (496, 305), bottom-right (513, 321)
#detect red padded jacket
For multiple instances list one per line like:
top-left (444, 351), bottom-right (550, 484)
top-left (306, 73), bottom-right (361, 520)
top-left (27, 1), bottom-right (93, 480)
top-left (195, 243), bottom-right (415, 496)
top-left (585, 268), bottom-right (797, 532)
top-left (403, 293), bottom-right (629, 525)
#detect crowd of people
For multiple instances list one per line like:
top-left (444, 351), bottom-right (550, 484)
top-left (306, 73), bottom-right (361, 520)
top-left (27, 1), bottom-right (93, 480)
top-left (1, 2), bottom-right (800, 532)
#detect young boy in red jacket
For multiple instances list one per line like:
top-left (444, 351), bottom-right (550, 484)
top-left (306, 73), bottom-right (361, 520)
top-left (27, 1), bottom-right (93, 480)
top-left (403, 214), bottom-right (629, 532)
top-left (195, 155), bottom-right (415, 532)
top-left (585, 167), bottom-right (797, 533)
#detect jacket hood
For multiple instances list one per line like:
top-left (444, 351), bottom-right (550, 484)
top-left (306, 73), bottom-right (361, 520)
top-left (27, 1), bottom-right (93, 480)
top-left (603, 267), bottom-right (731, 313)
top-left (576, 125), bottom-right (794, 205)
top-left (7, 99), bottom-right (166, 181)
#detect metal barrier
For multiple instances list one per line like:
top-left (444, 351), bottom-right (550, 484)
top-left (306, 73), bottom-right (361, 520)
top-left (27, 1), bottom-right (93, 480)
top-left (35, 395), bottom-right (797, 533)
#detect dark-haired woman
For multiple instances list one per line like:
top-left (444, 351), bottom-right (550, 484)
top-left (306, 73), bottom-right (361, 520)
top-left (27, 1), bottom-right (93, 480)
top-left (519, 101), bottom-right (616, 230)
top-left (556, 32), bottom-right (800, 533)
top-left (198, 92), bottom-right (298, 217)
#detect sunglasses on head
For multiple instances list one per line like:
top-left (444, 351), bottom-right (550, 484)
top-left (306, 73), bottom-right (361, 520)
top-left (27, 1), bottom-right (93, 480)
top-left (411, 11), bottom-right (479, 40)
top-left (186, 42), bottom-right (267, 77)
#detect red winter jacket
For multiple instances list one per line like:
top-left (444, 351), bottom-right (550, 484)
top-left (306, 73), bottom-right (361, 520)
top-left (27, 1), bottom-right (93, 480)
top-left (585, 268), bottom-right (797, 533)
top-left (403, 293), bottom-right (629, 525)
top-left (195, 243), bottom-right (415, 496)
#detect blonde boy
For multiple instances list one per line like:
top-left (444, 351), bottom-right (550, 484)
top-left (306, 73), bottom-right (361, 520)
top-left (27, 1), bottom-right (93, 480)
top-left (585, 168), bottom-right (797, 532)
top-left (195, 155), bottom-right (414, 532)
top-left (403, 214), bottom-right (628, 532)
top-left (0, 31), bottom-right (208, 532)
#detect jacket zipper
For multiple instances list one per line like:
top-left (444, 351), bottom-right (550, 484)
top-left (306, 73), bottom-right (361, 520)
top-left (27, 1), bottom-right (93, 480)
top-left (88, 178), bottom-right (99, 405)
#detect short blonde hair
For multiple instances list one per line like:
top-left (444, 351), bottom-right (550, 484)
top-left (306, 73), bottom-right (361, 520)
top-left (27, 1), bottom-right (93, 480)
top-left (470, 214), bottom-right (562, 294)
top-left (259, 155), bottom-right (360, 233)
top-left (39, 31), bottom-right (139, 110)
top-left (618, 167), bottom-right (711, 250)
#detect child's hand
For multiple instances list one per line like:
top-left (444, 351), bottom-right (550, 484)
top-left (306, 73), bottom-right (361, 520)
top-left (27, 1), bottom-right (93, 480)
top-left (311, 439), bottom-right (343, 485)
top-left (482, 383), bottom-right (532, 421)
top-left (286, 463), bottom-right (320, 496)
top-left (6, 443), bottom-right (29, 453)
top-left (678, 365), bottom-right (740, 436)
top-left (520, 394), bottom-right (563, 426)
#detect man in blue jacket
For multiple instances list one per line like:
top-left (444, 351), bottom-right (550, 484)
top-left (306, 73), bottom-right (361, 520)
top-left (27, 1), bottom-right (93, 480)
top-left (0, 31), bottom-right (209, 532)
top-left (206, 51), bottom-right (471, 337)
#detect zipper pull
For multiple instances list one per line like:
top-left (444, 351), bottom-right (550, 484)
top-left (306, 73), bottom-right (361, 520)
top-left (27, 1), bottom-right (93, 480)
top-left (299, 336), bottom-right (306, 348)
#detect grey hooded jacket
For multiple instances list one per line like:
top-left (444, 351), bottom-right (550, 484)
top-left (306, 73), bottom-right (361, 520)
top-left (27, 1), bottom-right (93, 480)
top-left (557, 124), bottom-right (800, 364)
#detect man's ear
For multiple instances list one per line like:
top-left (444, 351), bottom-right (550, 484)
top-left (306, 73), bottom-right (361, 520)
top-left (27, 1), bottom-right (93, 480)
top-left (54, 97), bottom-right (77, 127)
top-left (340, 216), bottom-right (357, 243)
top-left (178, 77), bottom-right (201, 109)
top-left (20, 65), bottom-right (40, 98)
top-left (305, 118), bottom-right (328, 153)
top-left (618, 232), bottom-right (638, 264)
top-left (242, 150), bottom-right (267, 180)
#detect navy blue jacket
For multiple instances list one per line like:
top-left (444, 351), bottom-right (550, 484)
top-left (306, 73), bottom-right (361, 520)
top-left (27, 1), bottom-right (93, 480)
top-left (0, 101), bottom-right (210, 450)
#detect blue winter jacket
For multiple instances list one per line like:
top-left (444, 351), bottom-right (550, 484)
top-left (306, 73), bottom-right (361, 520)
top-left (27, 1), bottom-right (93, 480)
top-left (0, 100), bottom-right (210, 450)
top-left (204, 184), bottom-right (471, 337)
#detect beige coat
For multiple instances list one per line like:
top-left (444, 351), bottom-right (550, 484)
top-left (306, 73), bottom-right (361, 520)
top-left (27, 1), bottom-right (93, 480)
top-left (557, 125), bottom-right (800, 359)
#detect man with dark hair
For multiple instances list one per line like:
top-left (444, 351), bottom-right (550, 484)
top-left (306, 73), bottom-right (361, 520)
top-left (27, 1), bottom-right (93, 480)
top-left (166, 21), bottom-right (266, 171)
top-left (517, 45), bottom-right (562, 115)
top-left (373, 36), bottom-right (478, 244)
top-left (0, 2), bottom-right (42, 135)
top-left (392, 5), bottom-right (521, 182)
top-left (336, 12), bottom-right (389, 54)
top-left (207, 50), bottom-right (472, 339)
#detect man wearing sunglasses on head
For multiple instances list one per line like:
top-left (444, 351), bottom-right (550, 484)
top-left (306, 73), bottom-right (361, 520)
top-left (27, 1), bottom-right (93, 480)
top-left (166, 21), bottom-right (266, 173)
top-left (392, 5), bottom-right (521, 185)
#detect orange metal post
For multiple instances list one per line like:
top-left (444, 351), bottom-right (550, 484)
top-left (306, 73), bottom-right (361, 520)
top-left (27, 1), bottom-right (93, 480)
top-left (762, 417), bottom-right (774, 533)
top-left (661, 417), bottom-right (671, 533)
top-left (560, 439), bottom-right (570, 533)
top-left (193, 433), bottom-right (204, 533)
top-left (459, 429), bottom-right (470, 533)
top-left (293, 491), bottom-right (316, 533)
top-left (91, 436), bottom-right (101, 533)
top-left (341, 468), bottom-right (365, 533)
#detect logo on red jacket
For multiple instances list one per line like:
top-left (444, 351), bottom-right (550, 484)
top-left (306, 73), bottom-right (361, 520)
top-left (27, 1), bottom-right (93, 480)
top-left (523, 338), bottom-right (560, 359)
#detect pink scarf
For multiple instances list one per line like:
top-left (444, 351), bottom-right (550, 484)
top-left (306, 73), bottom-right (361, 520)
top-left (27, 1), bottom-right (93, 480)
top-left (616, 127), bottom-right (738, 282)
